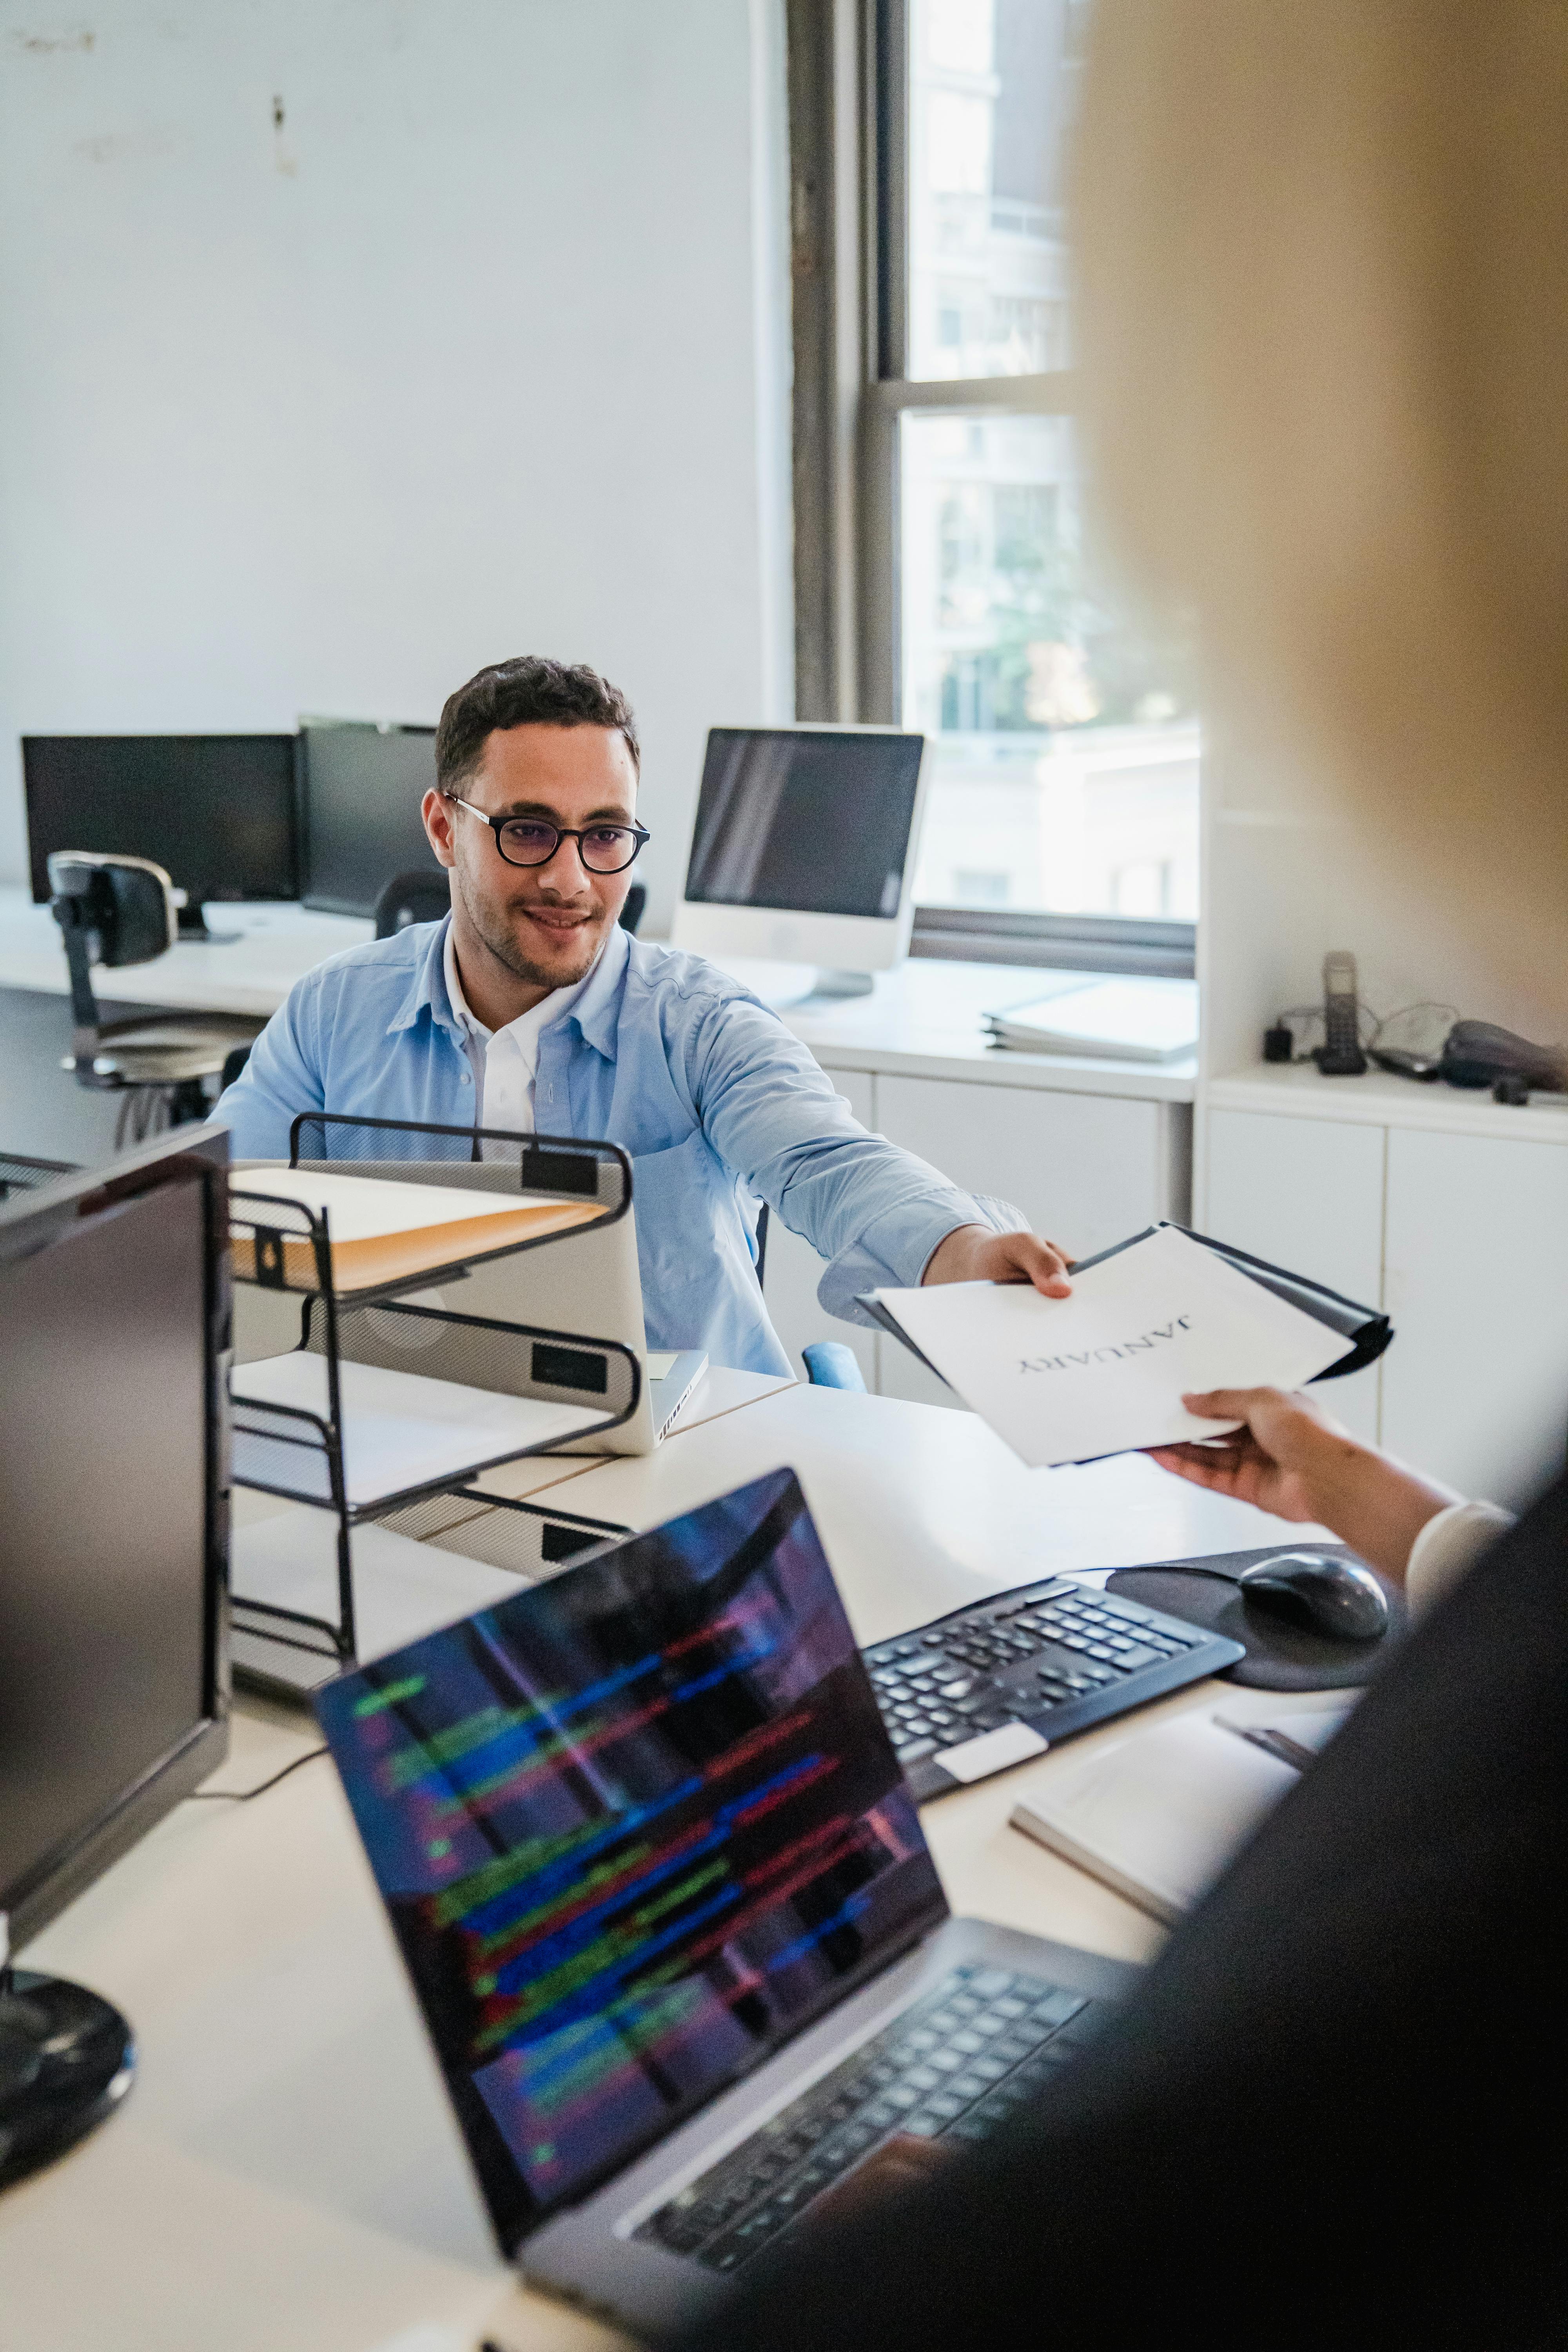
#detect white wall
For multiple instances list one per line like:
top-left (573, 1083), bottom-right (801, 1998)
top-left (1198, 717), bottom-right (1566, 1087)
top-left (0, 0), bottom-right (793, 925)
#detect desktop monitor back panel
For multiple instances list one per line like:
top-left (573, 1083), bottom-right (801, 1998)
top-left (0, 1130), bottom-right (231, 1948)
top-left (23, 735), bottom-right (298, 908)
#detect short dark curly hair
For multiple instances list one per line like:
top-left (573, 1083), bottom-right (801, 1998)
top-left (435, 656), bottom-right (640, 792)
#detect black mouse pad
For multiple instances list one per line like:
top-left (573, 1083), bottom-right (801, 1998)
top-left (1105, 1546), bottom-right (1408, 1690)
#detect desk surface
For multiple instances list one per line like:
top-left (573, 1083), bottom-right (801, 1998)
top-left (4, 1373), bottom-right (1314, 2351)
top-left (0, 887), bottom-right (1194, 1102)
top-left (0, 890), bottom-right (374, 1019)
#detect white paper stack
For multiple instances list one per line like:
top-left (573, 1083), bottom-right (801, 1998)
top-left (231, 1352), bottom-right (608, 1508)
top-left (985, 977), bottom-right (1199, 1063)
top-left (864, 1224), bottom-right (1348, 1468)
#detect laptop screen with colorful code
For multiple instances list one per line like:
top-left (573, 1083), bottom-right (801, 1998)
top-left (315, 1469), bottom-right (947, 2251)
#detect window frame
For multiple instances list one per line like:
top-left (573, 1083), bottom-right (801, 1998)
top-left (788, 0), bottom-right (1196, 979)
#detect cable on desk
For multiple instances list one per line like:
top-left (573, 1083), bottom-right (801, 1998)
top-left (189, 1747), bottom-right (329, 1802)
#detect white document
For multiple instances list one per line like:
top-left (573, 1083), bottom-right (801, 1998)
top-left (868, 1224), bottom-right (1348, 1468)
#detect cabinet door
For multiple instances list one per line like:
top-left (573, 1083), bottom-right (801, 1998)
top-left (1382, 1128), bottom-right (1568, 1506)
top-left (1204, 1109), bottom-right (1385, 1442)
top-left (760, 1067), bottom-right (879, 1389)
top-left (874, 1075), bottom-right (1169, 1411)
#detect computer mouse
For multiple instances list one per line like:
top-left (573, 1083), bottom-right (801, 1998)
top-left (1237, 1552), bottom-right (1390, 1642)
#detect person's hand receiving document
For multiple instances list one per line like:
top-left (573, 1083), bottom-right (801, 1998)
top-left (1148, 1385), bottom-right (1462, 1580)
top-left (864, 1225), bottom-right (1349, 1469)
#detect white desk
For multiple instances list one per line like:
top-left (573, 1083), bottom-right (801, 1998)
top-left (0, 887), bottom-right (1193, 1105)
top-left (502, 1380), bottom-right (1324, 1646)
top-left (4, 1381), bottom-right (1325, 2352)
top-left (0, 888), bottom-right (372, 1018)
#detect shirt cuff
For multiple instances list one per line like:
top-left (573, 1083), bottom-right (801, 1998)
top-left (1405, 1499), bottom-right (1515, 1615)
top-left (815, 1188), bottom-right (1029, 1323)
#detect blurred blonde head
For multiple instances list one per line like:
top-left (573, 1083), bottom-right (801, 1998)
top-left (1073, 2), bottom-right (1568, 1005)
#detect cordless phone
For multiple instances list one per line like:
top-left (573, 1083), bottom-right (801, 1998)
top-left (1315, 950), bottom-right (1368, 1075)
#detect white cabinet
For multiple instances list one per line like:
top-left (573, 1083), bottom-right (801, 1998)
top-left (875, 1075), bottom-right (1169, 1261)
top-left (1203, 1083), bottom-right (1568, 1503)
top-left (760, 1068), bottom-right (879, 1388)
top-left (1382, 1128), bottom-right (1568, 1508)
top-left (1203, 1108), bottom-right (1385, 1442)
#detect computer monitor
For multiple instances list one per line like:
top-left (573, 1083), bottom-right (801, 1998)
top-left (670, 724), bottom-right (929, 994)
top-left (22, 735), bottom-right (299, 939)
top-left (298, 718), bottom-right (444, 917)
top-left (0, 1126), bottom-right (230, 2189)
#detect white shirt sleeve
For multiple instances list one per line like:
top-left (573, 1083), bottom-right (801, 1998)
top-left (1405, 1499), bottom-right (1515, 1614)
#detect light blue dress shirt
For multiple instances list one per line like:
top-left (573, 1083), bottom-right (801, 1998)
top-left (216, 917), bottom-right (1008, 1376)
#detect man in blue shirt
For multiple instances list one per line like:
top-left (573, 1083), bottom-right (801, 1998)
top-left (218, 657), bottom-right (1072, 1375)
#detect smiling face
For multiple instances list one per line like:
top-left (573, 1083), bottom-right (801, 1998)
top-left (422, 722), bottom-right (640, 1025)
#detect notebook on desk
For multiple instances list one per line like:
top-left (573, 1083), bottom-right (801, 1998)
top-left (1011, 1694), bottom-right (1354, 1924)
top-left (314, 1469), bottom-right (1139, 2336)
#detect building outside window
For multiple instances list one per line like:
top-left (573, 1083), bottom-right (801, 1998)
top-left (790, 0), bottom-right (1199, 971)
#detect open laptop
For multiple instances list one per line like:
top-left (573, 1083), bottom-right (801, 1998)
top-left (314, 1468), bottom-right (1137, 2336)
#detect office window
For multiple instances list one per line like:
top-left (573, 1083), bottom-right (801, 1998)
top-left (789, 0), bottom-right (1198, 975)
top-left (902, 407), bottom-right (1197, 930)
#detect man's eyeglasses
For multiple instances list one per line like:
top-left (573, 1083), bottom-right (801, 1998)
top-left (443, 792), bottom-right (650, 874)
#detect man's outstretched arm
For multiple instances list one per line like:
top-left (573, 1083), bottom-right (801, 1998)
top-left (684, 990), bottom-right (1072, 1314)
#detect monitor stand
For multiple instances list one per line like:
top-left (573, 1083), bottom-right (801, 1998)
top-left (176, 907), bottom-right (240, 944)
top-left (805, 969), bottom-right (875, 1001)
top-left (0, 1967), bottom-right (135, 2189)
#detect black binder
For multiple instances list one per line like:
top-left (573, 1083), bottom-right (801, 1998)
top-left (860, 1220), bottom-right (1392, 1387)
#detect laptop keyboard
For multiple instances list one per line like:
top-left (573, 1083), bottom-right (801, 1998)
top-left (635, 1963), bottom-right (1100, 2272)
top-left (864, 1577), bottom-right (1236, 1795)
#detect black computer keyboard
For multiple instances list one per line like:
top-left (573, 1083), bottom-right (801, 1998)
top-left (637, 1963), bottom-right (1102, 2273)
top-left (864, 1576), bottom-right (1245, 1799)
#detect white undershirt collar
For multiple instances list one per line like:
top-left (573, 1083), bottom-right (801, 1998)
top-left (443, 923), bottom-right (594, 1137)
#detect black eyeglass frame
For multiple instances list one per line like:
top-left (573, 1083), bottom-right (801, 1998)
top-left (443, 791), bottom-right (651, 874)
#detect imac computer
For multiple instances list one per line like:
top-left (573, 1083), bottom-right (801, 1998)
top-left (670, 724), bottom-right (929, 999)
top-left (23, 735), bottom-right (299, 940)
top-left (298, 718), bottom-right (444, 918)
top-left (0, 1127), bottom-right (230, 2188)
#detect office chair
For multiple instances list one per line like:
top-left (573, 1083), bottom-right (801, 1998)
top-left (750, 1209), bottom-right (866, 1388)
top-left (48, 853), bottom-right (262, 1144)
top-left (620, 882), bottom-right (647, 936)
top-left (374, 869), bottom-right (452, 938)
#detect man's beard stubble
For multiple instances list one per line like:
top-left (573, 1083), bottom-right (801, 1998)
top-left (458, 865), bottom-right (606, 992)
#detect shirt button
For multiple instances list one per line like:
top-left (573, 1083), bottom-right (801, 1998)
top-left (458, 1072), bottom-right (472, 1087)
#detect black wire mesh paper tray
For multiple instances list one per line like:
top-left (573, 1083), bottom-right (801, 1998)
top-left (230, 1113), bottom-right (630, 1308)
top-left (226, 1118), bottom-right (640, 1675)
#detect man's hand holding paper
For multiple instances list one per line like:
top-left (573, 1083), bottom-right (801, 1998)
top-left (865, 1225), bottom-right (1351, 1470)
